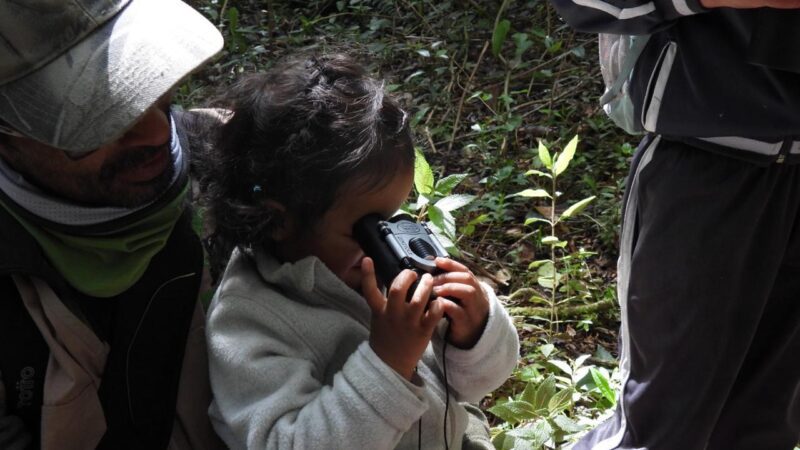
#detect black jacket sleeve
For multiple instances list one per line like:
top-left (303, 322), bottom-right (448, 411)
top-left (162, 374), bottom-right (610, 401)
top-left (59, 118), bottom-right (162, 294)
top-left (549, 0), bottom-right (707, 34)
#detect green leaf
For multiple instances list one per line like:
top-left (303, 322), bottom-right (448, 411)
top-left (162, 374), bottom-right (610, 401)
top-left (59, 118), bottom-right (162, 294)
top-left (559, 196), bottom-right (596, 221)
top-left (512, 32), bottom-right (533, 60)
top-left (524, 217), bottom-right (551, 227)
top-left (590, 367), bottom-right (617, 406)
top-left (520, 381), bottom-right (539, 406)
top-left (524, 169), bottom-right (552, 179)
top-left (491, 430), bottom-right (515, 450)
top-left (538, 141), bottom-right (552, 170)
top-left (462, 213), bottom-right (489, 236)
top-left (414, 148), bottom-right (434, 196)
top-left (574, 354), bottom-right (591, 369)
top-left (531, 375), bottom-right (557, 411)
top-left (227, 7), bottom-right (239, 32)
top-left (434, 194), bottom-right (475, 213)
top-left (552, 414), bottom-right (586, 434)
top-left (541, 236), bottom-right (560, 245)
top-left (593, 345), bottom-right (616, 364)
top-left (510, 189), bottom-right (551, 199)
top-left (435, 173), bottom-right (469, 195)
top-left (429, 205), bottom-right (456, 240)
top-left (518, 364), bottom-right (541, 382)
top-left (508, 419), bottom-right (552, 448)
top-left (492, 19), bottom-right (511, 57)
top-left (548, 387), bottom-right (573, 414)
top-left (547, 359), bottom-right (573, 376)
top-left (553, 135), bottom-right (579, 176)
top-left (488, 400), bottom-right (539, 424)
top-left (539, 343), bottom-right (555, 358)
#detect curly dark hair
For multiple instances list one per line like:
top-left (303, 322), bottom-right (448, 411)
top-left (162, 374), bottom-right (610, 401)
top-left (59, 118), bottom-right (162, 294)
top-left (192, 54), bottom-right (415, 279)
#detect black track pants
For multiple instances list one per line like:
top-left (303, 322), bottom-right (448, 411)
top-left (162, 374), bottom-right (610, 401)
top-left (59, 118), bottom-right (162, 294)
top-left (574, 136), bottom-right (800, 450)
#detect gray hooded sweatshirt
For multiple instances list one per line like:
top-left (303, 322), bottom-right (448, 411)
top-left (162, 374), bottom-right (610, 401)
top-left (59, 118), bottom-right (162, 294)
top-left (206, 249), bottom-right (519, 449)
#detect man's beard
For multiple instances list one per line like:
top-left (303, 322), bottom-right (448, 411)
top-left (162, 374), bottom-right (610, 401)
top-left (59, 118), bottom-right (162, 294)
top-left (90, 144), bottom-right (175, 208)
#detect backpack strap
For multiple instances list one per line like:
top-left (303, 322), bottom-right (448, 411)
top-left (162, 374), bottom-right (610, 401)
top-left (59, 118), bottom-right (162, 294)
top-left (0, 275), bottom-right (49, 447)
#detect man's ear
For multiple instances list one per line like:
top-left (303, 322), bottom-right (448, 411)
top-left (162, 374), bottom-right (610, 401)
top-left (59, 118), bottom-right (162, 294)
top-left (263, 199), bottom-right (293, 241)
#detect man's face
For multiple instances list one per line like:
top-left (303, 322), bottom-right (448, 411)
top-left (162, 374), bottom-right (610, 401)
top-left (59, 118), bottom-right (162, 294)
top-left (0, 94), bottom-right (175, 208)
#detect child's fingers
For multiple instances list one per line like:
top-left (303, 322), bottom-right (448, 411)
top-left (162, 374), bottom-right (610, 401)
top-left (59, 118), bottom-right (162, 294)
top-left (360, 258), bottom-right (386, 313)
top-left (408, 273), bottom-right (433, 314)
top-left (432, 282), bottom-right (480, 305)
top-left (421, 298), bottom-right (445, 329)
top-left (387, 270), bottom-right (417, 313)
top-left (437, 298), bottom-right (468, 323)
top-left (432, 271), bottom-right (479, 289)
top-left (434, 257), bottom-right (470, 273)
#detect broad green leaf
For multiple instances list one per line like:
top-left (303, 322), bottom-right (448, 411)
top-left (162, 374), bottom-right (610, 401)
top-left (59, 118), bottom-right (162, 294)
top-left (539, 343), bottom-right (555, 358)
top-left (593, 344), bottom-right (616, 364)
top-left (531, 375), bottom-right (556, 411)
top-left (536, 261), bottom-right (555, 277)
top-left (538, 277), bottom-right (557, 289)
top-left (508, 419), bottom-right (552, 448)
top-left (524, 217), bottom-right (551, 227)
top-left (538, 141), bottom-right (552, 170)
top-left (524, 169), bottom-right (552, 179)
top-left (590, 367), bottom-right (617, 406)
top-left (511, 189), bottom-right (551, 199)
top-left (529, 259), bottom-right (552, 269)
top-left (435, 173), bottom-right (469, 195)
top-left (520, 381), bottom-right (539, 406)
top-left (548, 387), bottom-right (573, 414)
top-left (508, 438), bottom-right (536, 450)
top-left (414, 148), bottom-right (434, 195)
top-left (548, 359), bottom-right (573, 376)
top-left (488, 400), bottom-right (538, 424)
top-left (434, 194), bottom-right (475, 213)
top-left (491, 430), bottom-right (515, 450)
top-left (559, 195), bottom-right (596, 221)
top-left (492, 19), bottom-right (511, 57)
top-left (541, 235), bottom-right (560, 245)
top-left (552, 414), bottom-right (586, 434)
top-left (553, 135), bottom-right (579, 176)
top-left (428, 205), bottom-right (444, 234)
top-left (574, 354), bottom-right (591, 369)
top-left (517, 364), bottom-right (541, 382)
top-left (429, 205), bottom-right (456, 240)
top-left (462, 213), bottom-right (489, 236)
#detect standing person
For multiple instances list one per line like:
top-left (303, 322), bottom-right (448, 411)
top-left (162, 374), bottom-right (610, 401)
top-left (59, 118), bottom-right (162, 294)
top-left (0, 0), bottom-right (225, 449)
top-left (195, 54), bottom-right (519, 449)
top-left (547, 0), bottom-right (800, 448)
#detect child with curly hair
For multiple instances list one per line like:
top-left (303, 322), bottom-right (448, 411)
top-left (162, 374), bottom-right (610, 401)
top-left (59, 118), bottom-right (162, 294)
top-left (195, 54), bottom-right (519, 450)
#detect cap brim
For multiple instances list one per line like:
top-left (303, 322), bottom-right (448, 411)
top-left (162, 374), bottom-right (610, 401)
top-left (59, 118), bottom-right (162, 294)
top-left (0, 0), bottom-right (223, 152)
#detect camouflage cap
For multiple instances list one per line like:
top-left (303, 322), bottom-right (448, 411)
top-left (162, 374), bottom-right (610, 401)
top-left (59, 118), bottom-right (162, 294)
top-left (0, 0), bottom-right (223, 153)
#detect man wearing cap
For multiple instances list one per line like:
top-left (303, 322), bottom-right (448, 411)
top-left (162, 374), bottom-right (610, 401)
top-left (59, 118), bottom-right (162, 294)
top-left (0, 1), bottom-right (225, 449)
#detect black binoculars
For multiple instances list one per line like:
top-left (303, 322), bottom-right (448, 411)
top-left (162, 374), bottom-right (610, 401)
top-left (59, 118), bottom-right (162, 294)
top-left (353, 213), bottom-right (449, 297)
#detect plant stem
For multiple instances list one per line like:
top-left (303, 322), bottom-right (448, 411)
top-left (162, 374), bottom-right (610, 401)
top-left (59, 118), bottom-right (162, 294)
top-left (550, 168), bottom-right (558, 334)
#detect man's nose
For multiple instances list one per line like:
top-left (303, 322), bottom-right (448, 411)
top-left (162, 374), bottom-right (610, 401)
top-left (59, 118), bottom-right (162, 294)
top-left (117, 106), bottom-right (171, 148)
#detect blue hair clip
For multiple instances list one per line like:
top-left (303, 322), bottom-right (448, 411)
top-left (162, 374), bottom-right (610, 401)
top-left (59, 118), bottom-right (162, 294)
top-left (253, 184), bottom-right (263, 194)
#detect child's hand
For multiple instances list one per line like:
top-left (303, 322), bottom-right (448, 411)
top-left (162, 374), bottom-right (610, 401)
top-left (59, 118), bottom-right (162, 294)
top-left (361, 257), bottom-right (445, 380)
top-left (431, 258), bottom-right (490, 349)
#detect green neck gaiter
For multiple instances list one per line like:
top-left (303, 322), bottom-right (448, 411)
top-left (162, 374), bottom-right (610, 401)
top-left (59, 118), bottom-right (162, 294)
top-left (1, 184), bottom-right (189, 298)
